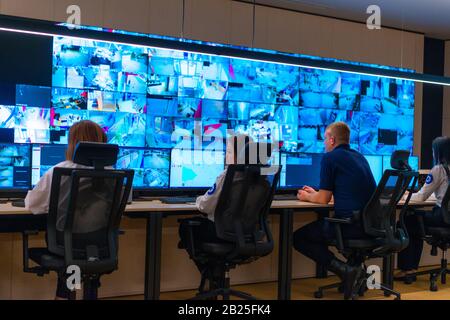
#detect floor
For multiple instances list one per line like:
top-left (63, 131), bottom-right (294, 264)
top-left (110, 267), bottom-right (450, 300)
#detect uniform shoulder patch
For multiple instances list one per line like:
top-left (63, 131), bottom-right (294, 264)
top-left (207, 183), bottom-right (217, 195)
top-left (425, 174), bottom-right (433, 185)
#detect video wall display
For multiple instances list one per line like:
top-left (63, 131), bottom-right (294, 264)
top-left (0, 143), bottom-right (30, 189)
top-left (0, 33), bottom-right (416, 190)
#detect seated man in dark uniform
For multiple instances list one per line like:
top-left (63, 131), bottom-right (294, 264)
top-left (293, 121), bottom-right (376, 299)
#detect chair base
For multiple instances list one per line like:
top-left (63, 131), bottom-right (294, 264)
top-left (191, 288), bottom-right (257, 300)
top-left (413, 267), bottom-right (450, 292)
top-left (55, 277), bottom-right (99, 300)
top-left (191, 265), bottom-right (257, 300)
top-left (314, 276), bottom-right (401, 300)
top-left (406, 254), bottom-right (450, 292)
top-left (24, 267), bottom-right (101, 300)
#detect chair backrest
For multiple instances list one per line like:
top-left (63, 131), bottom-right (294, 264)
top-left (440, 165), bottom-right (450, 224)
top-left (360, 150), bottom-right (419, 254)
top-left (46, 142), bottom-right (134, 275)
top-left (213, 158), bottom-right (281, 259)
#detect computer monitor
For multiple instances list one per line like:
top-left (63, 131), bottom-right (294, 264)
top-left (0, 128), bottom-right (14, 143)
top-left (364, 155), bottom-right (383, 185)
top-left (16, 84), bottom-right (51, 108)
top-left (116, 147), bottom-right (170, 189)
top-left (382, 155), bottom-right (419, 188)
top-left (279, 153), bottom-right (323, 189)
top-left (170, 149), bottom-right (225, 188)
top-left (408, 156), bottom-right (419, 172)
top-left (31, 144), bottom-right (67, 186)
top-left (0, 143), bottom-right (31, 190)
top-left (382, 155), bottom-right (419, 172)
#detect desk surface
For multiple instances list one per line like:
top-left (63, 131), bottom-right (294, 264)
top-left (0, 199), bottom-right (435, 216)
top-left (0, 200), bottom-right (333, 216)
top-left (0, 203), bottom-right (30, 215)
top-left (127, 199), bottom-right (336, 212)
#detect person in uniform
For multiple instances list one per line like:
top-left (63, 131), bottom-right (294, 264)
top-left (25, 120), bottom-right (108, 300)
top-left (293, 121), bottom-right (376, 299)
top-left (177, 134), bottom-right (253, 278)
top-left (395, 136), bottom-right (450, 283)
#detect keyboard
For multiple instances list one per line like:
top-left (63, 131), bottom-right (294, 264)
top-left (160, 197), bottom-right (197, 204)
top-left (273, 194), bottom-right (298, 201)
top-left (11, 199), bottom-right (26, 207)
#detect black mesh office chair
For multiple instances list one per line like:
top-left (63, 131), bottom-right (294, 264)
top-left (180, 143), bottom-right (281, 300)
top-left (22, 142), bottom-right (134, 300)
top-left (412, 166), bottom-right (450, 291)
top-left (314, 150), bottom-right (418, 300)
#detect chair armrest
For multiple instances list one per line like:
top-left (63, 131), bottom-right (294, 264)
top-left (415, 215), bottom-right (433, 241)
top-left (178, 219), bottom-right (203, 257)
top-left (324, 218), bottom-right (352, 253)
top-left (21, 231), bottom-right (50, 276)
top-left (21, 230), bottom-right (39, 274)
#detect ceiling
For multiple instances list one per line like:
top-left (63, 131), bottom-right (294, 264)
top-left (244, 0), bottom-right (450, 40)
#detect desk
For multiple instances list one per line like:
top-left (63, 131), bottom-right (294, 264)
top-left (125, 200), bottom-right (333, 300)
top-left (0, 200), bottom-right (331, 300)
top-left (126, 199), bottom-right (436, 300)
top-left (0, 199), bottom-right (436, 300)
top-left (0, 204), bottom-right (46, 233)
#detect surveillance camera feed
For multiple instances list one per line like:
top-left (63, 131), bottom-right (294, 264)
top-left (0, 144), bottom-right (31, 189)
top-left (0, 32), bottom-right (416, 191)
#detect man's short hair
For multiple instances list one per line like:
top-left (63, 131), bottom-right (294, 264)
top-left (326, 122), bottom-right (350, 144)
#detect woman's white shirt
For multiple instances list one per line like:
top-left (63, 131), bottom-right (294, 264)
top-left (410, 164), bottom-right (449, 207)
top-left (195, 169), bottom-right (227, 222)
top-left (24, 160), bottom-right (91, 214)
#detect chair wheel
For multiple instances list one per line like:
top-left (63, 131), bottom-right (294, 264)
top-left (351, 291), bottom-right (362, 300)
top-left (314, 291), bottom-right (323, 299)
top-left (395, 296), bottom-right (401, 300)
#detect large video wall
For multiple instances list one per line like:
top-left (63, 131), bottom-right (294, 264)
top-left (0, 33), bottom-right (415, 190)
